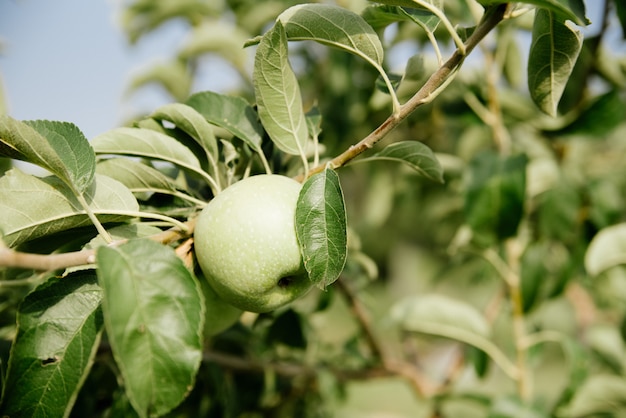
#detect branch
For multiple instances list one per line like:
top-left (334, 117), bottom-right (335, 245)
top-left (302, 3), bottom-right (510, 179)
top-left (0, 222), bottom-right (192, 272)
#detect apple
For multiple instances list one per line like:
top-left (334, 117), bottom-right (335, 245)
top-left (194, 174), bottom-right (311, 313)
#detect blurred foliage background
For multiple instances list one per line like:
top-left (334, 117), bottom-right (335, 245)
top-left (3, 0), bottom-right (626, 416)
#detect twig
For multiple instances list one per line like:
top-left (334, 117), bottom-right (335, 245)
top-left (335, 277), bottom-right (434, 396)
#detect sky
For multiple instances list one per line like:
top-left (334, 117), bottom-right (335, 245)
top-left (0, 0), bottom-right (234, 139)
top-left (0, 1), bottom-right (618, 140)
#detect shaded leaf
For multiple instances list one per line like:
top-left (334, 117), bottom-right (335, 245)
top-left (0, 272), bottom-right (103, 418)
top-left (253, 21), bottom-right (308, 156)
top-left (464, 152), bottom-right (527, 243)
top-left (585, 223), bottom-right (626, 276)
top-left (360, 141), bottom-right (444, 183)
top-left (550, 90), bottom-right (626, 137)
top-left (296, 169), bottom-right (347, 288)
top-left (528, 9), bottom-right (583, 116)
top-left (278, 3), bottom-right (384, 66)
top-left (97, 240), bottom-right (204, 418)
top-left (0, 115), bottom-right (95, 194)
top-left (0, 169), bottom-right (139, 247)
top-left (476, 0), bottom-right (588, 25)
top-left (186, 91), bottom-right (265, 155)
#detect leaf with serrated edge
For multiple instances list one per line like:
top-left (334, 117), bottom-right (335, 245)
top-left (254, 21), bottom-right (308, 156)
top-left (97, 240), bottom-right (203, 418)
top-left (0, 116), bottom-right (95, 194)
top-left (0, 272), bottom-right (103, 418)
top-left (278, 4), bottom-right (384, 66)
top-left (186, 91), bottom-right (265, 154)
top-left (296, 168), bottom-right (347, 288)
top-left (0, 169), bottom-right (139, 247)
top-left (362, 141), bottom-right (444, 183)
top-left (528, 9), bottom-right (583, 116)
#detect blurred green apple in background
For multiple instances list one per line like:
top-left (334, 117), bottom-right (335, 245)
top-left (194, 174), bottom-right (311, 313)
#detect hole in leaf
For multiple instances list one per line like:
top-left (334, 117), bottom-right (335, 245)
top-left (41, 356), bottom-right (59, 366)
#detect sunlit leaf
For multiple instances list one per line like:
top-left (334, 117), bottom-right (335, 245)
top-left (558, 374), bottom-right (626, 416)
top-left (278, 3), bottom-right (384, 66)
top-left (96, 158), bottom-right (178, 195)
top-left (0, 169), bottom-right (139, 247)
top-left (150, 102), bottom-right (219, 168)
top-left (97, 240), bottom-right (204, 418)
top-left (0, 115), bottom-right (95, 193)
top-left (178, 22), bottom-right (250, 70)
top-left (254, 21), bottom-right (308, 156)
top-left (585, 223), bottom-right (626, 276)
top-left (92, 127), bottom-right (207, 180)
top-left (126, 60), bottom-right (192, 101)
top-left (528, 9), bottom-right (583, 116)
top-left (0, 272), bottom-right (103, 418)
top-left (296, 168), bottom-right (347, 288)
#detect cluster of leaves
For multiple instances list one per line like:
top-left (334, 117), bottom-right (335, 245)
top-left (1, 0), bottom-right (626, 417)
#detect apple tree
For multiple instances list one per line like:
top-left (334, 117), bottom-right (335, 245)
top-left (2, 0), bottom-right (626, 417)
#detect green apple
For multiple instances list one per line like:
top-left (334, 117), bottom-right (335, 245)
top-left (198, 272), bottom-right (243, 337)
top-left (194, 174), bottom-right (311, 313)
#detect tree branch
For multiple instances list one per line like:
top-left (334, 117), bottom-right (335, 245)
top-left (302, 3), bottom-right (510, 179)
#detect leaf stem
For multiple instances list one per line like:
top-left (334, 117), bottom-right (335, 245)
top-left (411, 0), bottom-right (466, 55)
top-left (76, 193), bottom-right (113, 244)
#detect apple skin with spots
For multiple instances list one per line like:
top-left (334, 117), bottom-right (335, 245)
top-left (194, 174), bottom-right (312, 313)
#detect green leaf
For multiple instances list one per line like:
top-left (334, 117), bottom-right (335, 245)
top-left (0, 272), bottom-right (103, 418)
top-left (0, 169), bottom-right (139, 247)
top-left (362, 3), bottom-right (440, 32)
top-left (558, 374), bottom-right (626, 417)
top-left (585, 223), bottom-right (626, 276)
top-left (528, 9), bottom-right (583, 116)
top-left (296, 168), bottom-right (347, 288)
top-left (91, 127), bottom-right (207, 179)
top-left (96, 240), bottom-right (204, 418)
top-left (549, 90), bottom-right (626, 137)
top-left (0, 116), bottom-right (95, 193)
top-left (391, 294), bottom-right (517, 377)
top-left (278, 3), bottom-right (384, 66)
top-left (126, 60), bottom-right (191, 102)
top-left (96, 158), bottom-right (178, 195)
top-left (476, 0), bottom-right (588, 25)
top-left (186, 91), bottom-right (265, 155)
top-left (464, 152), bottom-right (527, 243)
top-left (253, 21), bottom-right (308, 156)
top-left (149, 103), bottom-right (219, 170)
top-left (359, 141), bottom-right (444, 183)
top-left (616, 0), bottom-right (626, 39)
top-left (178, 22), bottom-right (250, 70)
top-left (392, 294), bottom-right (490, 338)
